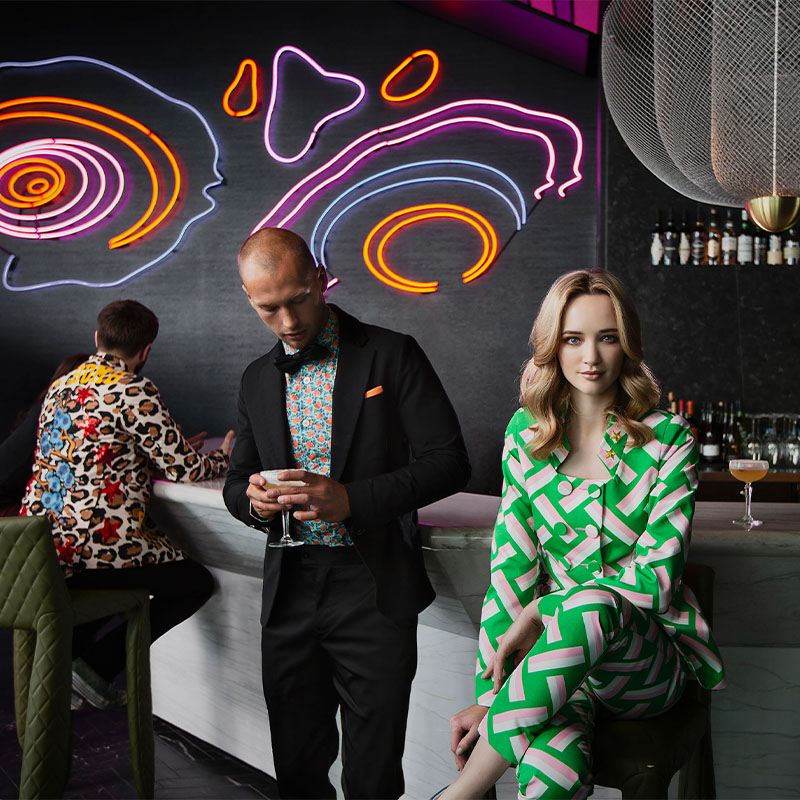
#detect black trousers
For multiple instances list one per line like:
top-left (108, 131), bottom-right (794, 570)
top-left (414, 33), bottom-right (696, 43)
top-left (261, 546), bottom-right (417, 800)
top-left (66, 558), bottom-right (214, 681)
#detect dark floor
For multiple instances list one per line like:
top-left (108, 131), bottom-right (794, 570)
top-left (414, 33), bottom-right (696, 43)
top-left (0, 629), bottom-right (278, 799)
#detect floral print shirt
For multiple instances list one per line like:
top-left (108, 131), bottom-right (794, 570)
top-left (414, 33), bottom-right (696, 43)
top-left (21, 353), bottom-right (229, 575)
top-left (284, 309), bottom-right (351, 546)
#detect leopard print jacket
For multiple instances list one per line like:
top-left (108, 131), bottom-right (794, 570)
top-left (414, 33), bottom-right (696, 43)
top-left (21, 353), bottom-right (229, 575)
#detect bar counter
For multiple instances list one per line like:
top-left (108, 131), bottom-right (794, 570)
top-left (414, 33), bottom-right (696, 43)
top-left (149, 482), bottom-right (800, 799)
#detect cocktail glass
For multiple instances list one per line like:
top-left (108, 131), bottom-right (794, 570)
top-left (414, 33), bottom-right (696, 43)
top-left (728, 459), bottom-right (769, 528)
top-left (260, 469), bottom-right (305, 548)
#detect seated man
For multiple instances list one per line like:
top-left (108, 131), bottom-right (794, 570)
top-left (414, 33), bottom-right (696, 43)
top-left (21, 299), bottom-right (233, 709)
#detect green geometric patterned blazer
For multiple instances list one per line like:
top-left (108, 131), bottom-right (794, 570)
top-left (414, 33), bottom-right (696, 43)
top-left (476, 408), bottom-right (726, 706)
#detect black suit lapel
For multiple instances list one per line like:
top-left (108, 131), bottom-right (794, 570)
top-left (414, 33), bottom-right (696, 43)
top-left (259, 342), bottom-right (292, 469)
top-left (330, 308), bottom-right (372, 482)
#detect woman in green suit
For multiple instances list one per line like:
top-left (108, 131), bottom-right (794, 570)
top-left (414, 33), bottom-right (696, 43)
top-left (442, 270), bottom-right (725, 799)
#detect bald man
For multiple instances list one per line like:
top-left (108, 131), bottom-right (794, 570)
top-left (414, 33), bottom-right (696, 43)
top-left (224, 229), bottom-right (471, 799)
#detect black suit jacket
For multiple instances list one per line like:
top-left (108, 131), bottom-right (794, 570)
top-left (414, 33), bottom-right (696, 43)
top-left (223, 305), bottom-right (471, 625)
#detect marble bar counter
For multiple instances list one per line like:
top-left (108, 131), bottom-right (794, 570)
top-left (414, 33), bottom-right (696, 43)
top-left (149, 482), bottom-right (800, 799)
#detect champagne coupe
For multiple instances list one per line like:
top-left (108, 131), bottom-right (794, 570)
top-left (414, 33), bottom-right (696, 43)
top-left (728, 459), bottom-right (769, 528)
top-left (260, 469), bottom-right (305, 548)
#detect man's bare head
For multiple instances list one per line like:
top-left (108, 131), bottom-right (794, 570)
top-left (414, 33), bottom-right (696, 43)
top-left (238, 228), bottom-right (317, 281)
top-left (238, 228), bottom-right (329, 350)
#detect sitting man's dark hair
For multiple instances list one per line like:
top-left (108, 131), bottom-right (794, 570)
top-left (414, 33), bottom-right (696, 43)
top-left (96, 300), bottom-right (159, 357)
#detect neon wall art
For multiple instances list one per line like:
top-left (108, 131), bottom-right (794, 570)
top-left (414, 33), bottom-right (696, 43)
top-left (0, 56), bottom-right (223, 292)
top-left (263, 45), bottom-right (366, 164)
top-left (380, 50), bottom-right (440, 102)
top-left (223, 59), bottom-right (259, 117)
top-left (244, 44), bottom-right (584, 293)
top-left (363, 203), bottom-right (497, 293)
top-left (0, 45), bottom-right (584, 295)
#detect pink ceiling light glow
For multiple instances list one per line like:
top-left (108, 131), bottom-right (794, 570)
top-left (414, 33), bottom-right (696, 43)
top-left (252, 98), bottom-right (583, 233)
top-left (264, 45), bottom-right (366, 164)
top-left (0, 138), bottom-right (125, 239)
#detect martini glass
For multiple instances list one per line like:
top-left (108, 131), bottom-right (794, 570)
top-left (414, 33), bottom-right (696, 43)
top-left (260, 469), bottom-right (305, 548)
top-left (728, 459), bottom-right (769, 528)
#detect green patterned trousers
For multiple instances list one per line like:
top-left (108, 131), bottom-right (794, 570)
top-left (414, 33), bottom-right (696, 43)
top-left (479, 585), bottom-right (688, 798)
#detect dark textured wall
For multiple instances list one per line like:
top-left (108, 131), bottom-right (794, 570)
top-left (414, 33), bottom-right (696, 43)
top-left (0, 1), bottom-right (598, 495)
top-left (601, 103), bottom-right (800, 414)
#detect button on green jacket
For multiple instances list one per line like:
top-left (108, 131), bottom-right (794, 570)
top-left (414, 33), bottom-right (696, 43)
top-left (476, 407), bottom-right (726, 706)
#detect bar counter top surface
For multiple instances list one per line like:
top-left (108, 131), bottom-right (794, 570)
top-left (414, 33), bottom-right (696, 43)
top-left (152, 478), bottom-right (800, 555)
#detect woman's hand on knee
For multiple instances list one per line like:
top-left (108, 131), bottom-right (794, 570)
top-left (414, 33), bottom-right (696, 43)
top-left (483, 601), bottom-right (544, 693)
top-left (449, 704), bottom-right (488, 771)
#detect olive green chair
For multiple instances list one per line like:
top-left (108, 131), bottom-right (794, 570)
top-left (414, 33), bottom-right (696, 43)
top-left (592, 562), bottom-right (718, 798)
top-left (0, 515), bottom-right (154, 799)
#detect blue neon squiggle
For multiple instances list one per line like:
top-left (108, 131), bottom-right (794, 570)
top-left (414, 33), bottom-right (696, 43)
top-left (0, 55), bottom-right (224, 292)
top-left (310, 160), bottom-right (526, 267)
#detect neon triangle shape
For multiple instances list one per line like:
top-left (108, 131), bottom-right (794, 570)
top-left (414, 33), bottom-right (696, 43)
top-left (263, 45), bottom-right (366, 164)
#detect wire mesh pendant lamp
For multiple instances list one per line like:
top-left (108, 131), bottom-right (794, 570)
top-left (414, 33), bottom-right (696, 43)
top-left (601, 0), bottom-right (800, 232)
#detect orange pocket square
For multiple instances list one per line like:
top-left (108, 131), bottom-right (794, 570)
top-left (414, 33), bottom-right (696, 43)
top-left (364, 385), bottom-right (384, 398)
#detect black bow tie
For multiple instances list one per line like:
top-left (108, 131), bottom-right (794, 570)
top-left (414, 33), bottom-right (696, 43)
top-left (274, 342), bottom-right (329, 375)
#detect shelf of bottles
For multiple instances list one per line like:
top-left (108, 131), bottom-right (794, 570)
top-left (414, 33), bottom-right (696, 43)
top-left (667, 395), bottom-right (800, 472)
top-left (651, 206), bottom-right (800, 267)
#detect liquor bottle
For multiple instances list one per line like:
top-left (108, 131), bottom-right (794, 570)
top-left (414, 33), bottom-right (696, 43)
top-left (686, 399), bottom-right (700, 442)
top-left (752, 221), bottom-right (768, 265)
top-left (737, 209), bottom-right (754, 265)
top-left (663, 208), bottom-right (679, 266)
top-left (667, 390), bottom-right (677, 414)
top-left (677, 398), bottom-right (686, 419)
top-left (678, 210), bottom-right (691, 265)
top-left (690, 210), bottom-right (707, 265)
top-left (767, 232), bottom-right (784, 265)
top-left (707, 208), bottom-right (721, 265)
top-left (724, 401), bottom-right (740, 459)
top-left (718, 401), bottom-right (728, 461)
top-left (721, 209), bottom-right (738, 265)
top-left (783, 226), bottom-right (800, 265)
top-left (700, 403), bottom-right (721, 463)
top-left (650, 213), bottom-right (664, 266)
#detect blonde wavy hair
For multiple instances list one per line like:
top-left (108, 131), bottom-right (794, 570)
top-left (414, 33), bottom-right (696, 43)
top-left (520, 270), bottom-right (660, 461)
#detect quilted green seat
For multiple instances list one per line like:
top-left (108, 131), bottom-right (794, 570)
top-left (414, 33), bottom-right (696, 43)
top-left (0, 516), bottom-right (154, 799)
top-left (592, 563), bottom-right (718, 798)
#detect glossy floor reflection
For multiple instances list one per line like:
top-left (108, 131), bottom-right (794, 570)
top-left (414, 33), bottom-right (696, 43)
top-left (0, 630), bottom-right (278, 799)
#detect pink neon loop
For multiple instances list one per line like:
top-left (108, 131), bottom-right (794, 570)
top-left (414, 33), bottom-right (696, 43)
top-left (264, 45), bottom-right (366, 164)
top-left (252, 98), bottom-right (583, 234)
top-left (0, 138), bottom-right (125, 239)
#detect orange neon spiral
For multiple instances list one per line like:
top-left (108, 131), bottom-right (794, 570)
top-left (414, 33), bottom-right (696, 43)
top-left (363, 203), bottom-right (498, 293)
top-left (223, 59), bottom-right (259, 117)
top-left (0, 158), bottom-right (66, 207)
top-left (0, 96), bottom-right (182, 248)
top-left (380, 50), bottom-right (440, 102)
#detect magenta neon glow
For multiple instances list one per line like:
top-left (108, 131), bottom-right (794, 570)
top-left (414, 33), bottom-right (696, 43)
top-left (263, 45), bottom-right (366, 164)
top-left (0, 138), bottom-right (125, 239)
top-left (252, 98), bottom-right (583, 233)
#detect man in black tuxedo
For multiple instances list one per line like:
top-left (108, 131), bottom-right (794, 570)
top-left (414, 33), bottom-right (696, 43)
top-left (224, 228), bottom-right (470, 799)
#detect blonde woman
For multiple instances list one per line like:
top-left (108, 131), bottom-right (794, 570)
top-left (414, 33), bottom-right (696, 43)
top-left (442, 270), bottom-right (725, 799)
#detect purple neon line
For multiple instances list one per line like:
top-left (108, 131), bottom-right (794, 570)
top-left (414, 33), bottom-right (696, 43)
top-left (253, 116), bottom-right (557, 233)
top-left (263, 45), bottom-right (366, 164)
top-left (0, 55), bottom-right (223, 292)
top-left (251, 98), bottom-right (582, 233)
top-left (0, 139), bottom-right (124, 235)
